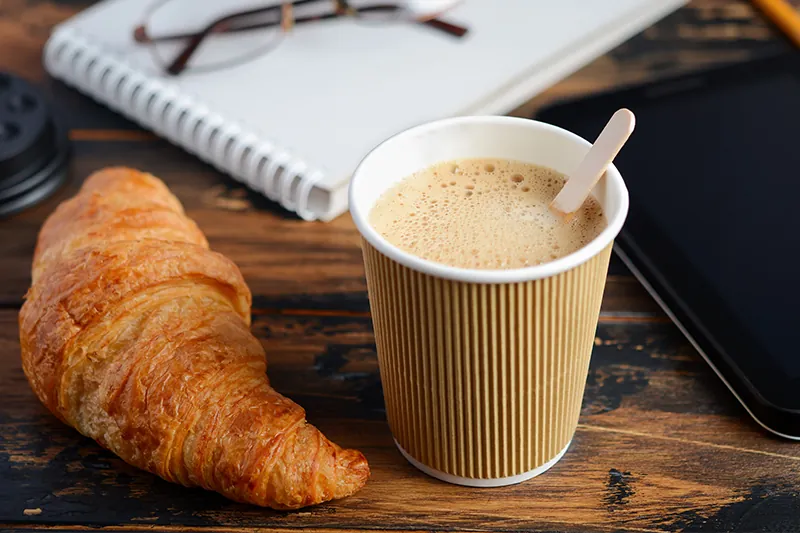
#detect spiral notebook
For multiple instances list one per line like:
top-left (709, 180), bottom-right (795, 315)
top-left (44, 0), bottom-right (684, 221)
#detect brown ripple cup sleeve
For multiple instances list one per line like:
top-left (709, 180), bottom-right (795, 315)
top-left (349, 117), bottom-right (629, 486)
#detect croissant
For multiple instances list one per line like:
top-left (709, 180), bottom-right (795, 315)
top-left (19, 168), bottom-right (369, 509)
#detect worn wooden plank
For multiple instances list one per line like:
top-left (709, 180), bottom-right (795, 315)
top-left (0, 139), bottom-right (662, 315)
top-left (0, 0), bottom-right (141, 131)
top-left (0, 0), bottom-right (789, 317)
top-left (513, 0), bottom-right (800, 117)
top-left (0, 529), bottom-right (515, 533)
top-left (1, 1), bottom-right (796, 130)
top-left (0, 1), bottom-right (798, 532)
top-left (2, 310), bottom-right (799, 532)
top-left (0, 529), bottom-right (494, 533)
top-left (0, 0), bottom-right (789, 316)
top-left (0, 139), bottom-right (363, 309)
top-left (0, 0), bottom-right (80, 82)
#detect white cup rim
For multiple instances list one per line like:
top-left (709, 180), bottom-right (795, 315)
top-left (349, 116), bottom-right (629, 284)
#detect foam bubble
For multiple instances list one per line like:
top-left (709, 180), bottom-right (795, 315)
top-left (369, 158), bottom-right (607, 270)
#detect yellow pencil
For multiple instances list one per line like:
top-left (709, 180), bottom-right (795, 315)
top-left (752, 0), bottom-right (800, 48)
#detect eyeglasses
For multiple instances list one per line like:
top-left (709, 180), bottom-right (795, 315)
top-left (134, 0), bottom-right (468, 76)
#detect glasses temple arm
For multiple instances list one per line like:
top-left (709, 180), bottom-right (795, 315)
top-left (138, 13), bottom-right (468, 46)
top-left (136, 0), bottom-right (321, 74)
top-left (135, 3), bottom-right (469, 74)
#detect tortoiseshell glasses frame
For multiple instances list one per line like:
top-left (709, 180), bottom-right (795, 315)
top-left (134, 0), bottom-right (469, 76)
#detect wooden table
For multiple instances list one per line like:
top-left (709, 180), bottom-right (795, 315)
top-left (2, 1), bottom-right (799, 532)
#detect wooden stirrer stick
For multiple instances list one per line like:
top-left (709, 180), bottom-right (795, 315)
top-left (550, 108), bottom-right (635, 220)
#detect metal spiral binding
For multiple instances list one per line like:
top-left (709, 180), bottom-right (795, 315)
top-left (43, 28), bottom-right (323, 221)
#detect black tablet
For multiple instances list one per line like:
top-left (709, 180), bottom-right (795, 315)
top-left (537, 53), bottom-right (800, 439)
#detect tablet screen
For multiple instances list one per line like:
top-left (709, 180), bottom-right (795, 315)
top-left (538, 55), bottom-right (800, 408)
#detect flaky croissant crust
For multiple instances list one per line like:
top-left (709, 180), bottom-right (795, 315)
top-left (19, 168), bottom-right (368, 509)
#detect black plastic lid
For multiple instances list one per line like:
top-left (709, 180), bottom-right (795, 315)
top-left (0, 72), bottom-right (70, 217)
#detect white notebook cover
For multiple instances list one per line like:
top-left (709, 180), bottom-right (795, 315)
top-left (45, 0), bottom-right (684, 221)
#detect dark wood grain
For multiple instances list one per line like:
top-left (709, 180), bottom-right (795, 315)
top-left (0, 0), bottom-right (795, 316)
top-left (0, 138), bottom-right (663, 316)
top-left (514, 0), bottom-right (800, 118)
top-left (2, 310), bottom-right (799, 533)
top-left (2, 0), bottom-right (797, 131)
top-left (2, 0), bottom-right (799, 531)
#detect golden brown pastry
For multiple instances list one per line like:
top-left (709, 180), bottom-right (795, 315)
top-left (19, 168), bottom-right (369, 510)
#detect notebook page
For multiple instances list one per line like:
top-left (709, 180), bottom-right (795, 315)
top-left (58, 0), bottom-right (682, 218)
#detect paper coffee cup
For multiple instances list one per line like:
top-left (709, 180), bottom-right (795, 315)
top-left (350, 116), bottom-right (629, 487)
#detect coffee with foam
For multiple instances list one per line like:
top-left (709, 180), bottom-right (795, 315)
top-left (369, 158), bottom-right (606, 270)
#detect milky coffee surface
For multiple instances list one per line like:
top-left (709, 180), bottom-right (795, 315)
top-left (369, 158), bottom-right (607, 270)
